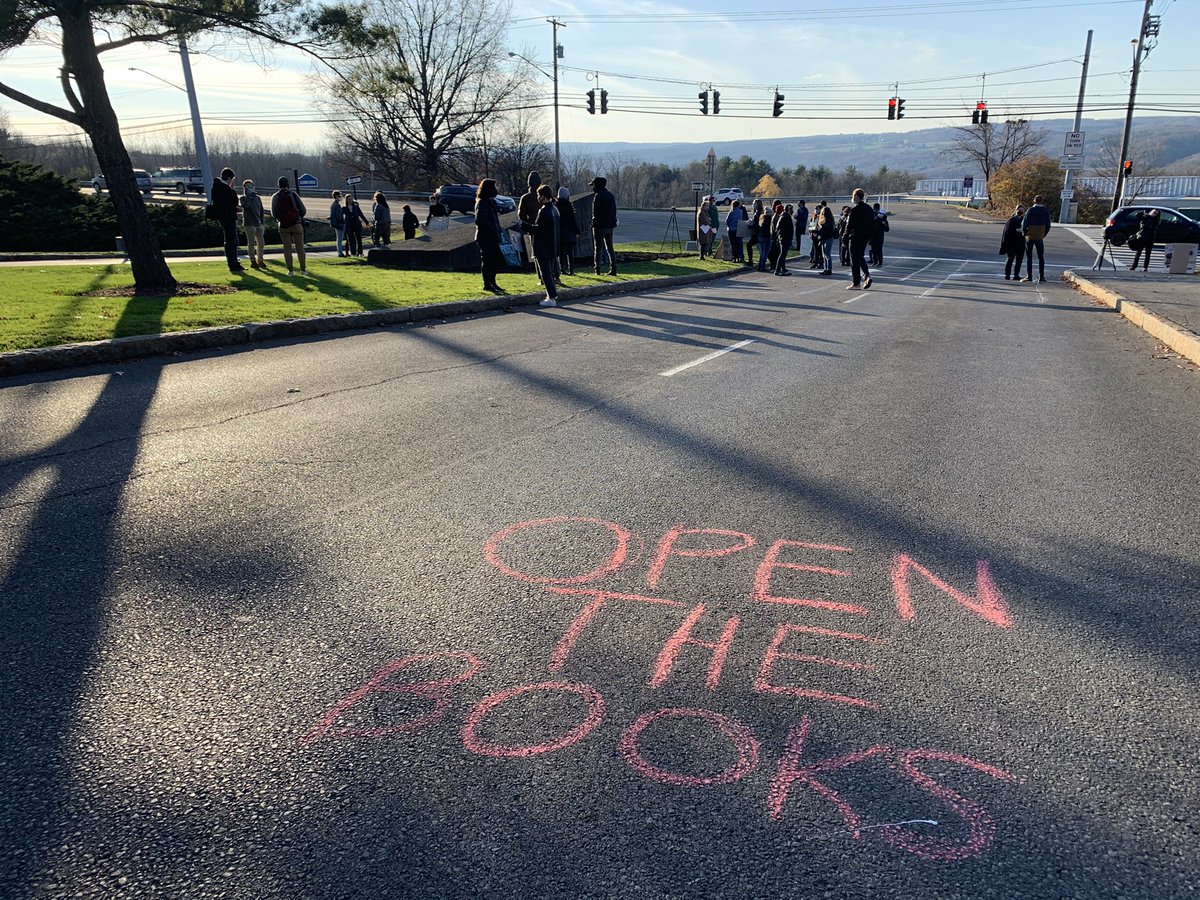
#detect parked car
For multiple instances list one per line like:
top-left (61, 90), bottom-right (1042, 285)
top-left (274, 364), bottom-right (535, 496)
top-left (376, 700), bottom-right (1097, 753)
top-left (495, 194), bottom-right (516, 213)
top-left (434, 184), bottom-right (480, 214)
top-left (713, 187), bottom-right (744, 206)
top-left (1104, 205), bottom-right (1200, 246)
top-left (91, 169), bottom-right (153, 195)
top-left (152, 166), bottom-right (205, 194)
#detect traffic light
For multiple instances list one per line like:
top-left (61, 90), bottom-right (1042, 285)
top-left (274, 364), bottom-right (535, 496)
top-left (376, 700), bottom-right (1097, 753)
top-left (699, 90), bottom-right (709, 115)
top-left (712, 91), bottom-right (720, 115)
top-left (600, 89), bottom-right (608, 114)
top-left (896, 98), bottom-right (906, 119)
top-left (887, 97), bottom-right (896, 120)
top-left (1123, 160), bottom-right (1133, 176)
top-left (773, 92), bottom-right (784, 117)
top-left (972, 101), bottom-right (988, 125)
top-left (586, 89), bottom-right (595, 115)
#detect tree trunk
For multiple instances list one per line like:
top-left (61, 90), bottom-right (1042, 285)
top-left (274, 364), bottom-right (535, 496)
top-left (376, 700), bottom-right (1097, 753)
top-left (58, 7), bottom-right (176, 294)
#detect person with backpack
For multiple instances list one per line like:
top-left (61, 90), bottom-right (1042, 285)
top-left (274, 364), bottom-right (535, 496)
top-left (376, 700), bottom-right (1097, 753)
top-left (329, 190), bottom-right (347, 257)
top-left (371, 192), bottom-right (392, 246)
top-left (999, 204), bottom-right (1026, 280)
top-left (343, 194), bottom-right (368, 257)
top-left (271, 176), bottom-right (308, 276)
top-left (1021, 196), bottom-right (1052, 283)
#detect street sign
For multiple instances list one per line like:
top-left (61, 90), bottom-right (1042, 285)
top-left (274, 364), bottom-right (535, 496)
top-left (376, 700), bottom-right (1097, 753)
top-left (691, 181), bottom-right (705, 191)
top-left (346, 175), bottom-right (363, 186)
top-left (297, 172), bottom-right (318, 189)
top-left (1060, 190), bottom-right (1074, 200)
top-left (1064, 131), bottom-right (1085, 154)
top-left (1059, 155), bottom-right (1084, 170)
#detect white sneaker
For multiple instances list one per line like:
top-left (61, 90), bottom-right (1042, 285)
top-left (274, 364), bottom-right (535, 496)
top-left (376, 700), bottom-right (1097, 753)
top-left (284, 270), bottom-right (293, 277)
top-left (300, 269), bottom-right (308, 276)
top-left (539, 297), bottom-right (557, 308)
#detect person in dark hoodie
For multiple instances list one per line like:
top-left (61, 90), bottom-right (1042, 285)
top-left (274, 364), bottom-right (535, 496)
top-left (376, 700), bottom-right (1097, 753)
top-left (1129, 208), bottom-right (1160, 271)
top-left (590, 175), bottom-right (618, 276)
top-left (1021, 195), bottom-right (1052, 283)
top-left (999, 204), bottom-right (1026, 280)
top-left (401, 204), bottom-right (420, 240)
top-left (773, 203), bottom-right (794, 276)
top-left (556, 187), bottom-right (580, 276)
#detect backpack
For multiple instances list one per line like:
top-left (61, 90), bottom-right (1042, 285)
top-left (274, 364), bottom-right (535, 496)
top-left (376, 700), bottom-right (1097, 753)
top-left (276, 190), bottom-right (300, 228)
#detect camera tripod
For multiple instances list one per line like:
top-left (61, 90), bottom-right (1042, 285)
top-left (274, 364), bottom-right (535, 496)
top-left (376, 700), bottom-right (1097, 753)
top-left (661, 208), bottom-right (682, 252)
top-left (1091, 239), bottom-right (1118, 271)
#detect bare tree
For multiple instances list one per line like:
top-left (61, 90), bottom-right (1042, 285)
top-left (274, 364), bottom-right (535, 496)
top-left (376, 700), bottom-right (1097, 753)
top-left (317, 0), bottom-right (533, 189)
top-left (941, 117), bottom-right (1047, 201)
top-left (1094, 133), bottom-right (1166, 201)
top-left (489, 107), bottom-right (552, 197)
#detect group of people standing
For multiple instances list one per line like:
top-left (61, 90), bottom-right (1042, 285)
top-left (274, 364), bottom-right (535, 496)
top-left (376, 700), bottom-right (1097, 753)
top-left (701, 189), bottom-right (890, 289)
top-left (474, 172), bottom-right (618, 307)
top-left (326, 191), bottom-right (423, 257)
top-left (999, 196), bottom-right (1053, 282)
top-left (210, 167), bottom-right (310, 276)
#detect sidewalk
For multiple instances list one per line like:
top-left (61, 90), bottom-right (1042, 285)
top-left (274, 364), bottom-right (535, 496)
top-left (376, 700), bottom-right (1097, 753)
top-left (1063, 269), bottom-right (1200, 366)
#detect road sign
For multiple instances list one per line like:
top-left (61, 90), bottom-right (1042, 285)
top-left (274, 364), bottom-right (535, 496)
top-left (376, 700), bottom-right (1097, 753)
top-left (1064, 131), bottom-right (1085, 154)
top-left (297, 173), bottom-right (319, 189)
top-left (1059, 155), bottom-right (1084, 170)
top-left (346, 175), bottom-right (363, 186)
top-left (691, 181), bottom-right (705, 191)
top-left (1060, 190), bottom-right (1074, 200)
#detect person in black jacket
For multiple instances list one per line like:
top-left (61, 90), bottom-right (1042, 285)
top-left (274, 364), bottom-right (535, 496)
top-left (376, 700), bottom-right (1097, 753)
top-left (401, 204), bottom-right (419, 240)
top-left (522, 185), bottom-right (561, 306)
top-left (556, 187), bottom-right (580, 276)
top-left (1000, 205), bottom-right (1026, 279)
top-left (590, 176), bottom-right (618, 276)
top-left (211, 166), bottom-right (243, 273)
top-left (773, 203), bottom-right (794, 275)
top-left (1129, 208), bottom-right (1160, 271)
top-left (869, 202), bottom-right (889, 267)
top-left (474, 178), bottom-right (505, 292)
top-left (845, 188), bottom-right (875, 290)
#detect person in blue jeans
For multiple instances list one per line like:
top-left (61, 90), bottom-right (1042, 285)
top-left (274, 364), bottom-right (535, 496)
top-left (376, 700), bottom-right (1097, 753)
top-left (1021, 195), bottom-right (1052, 283)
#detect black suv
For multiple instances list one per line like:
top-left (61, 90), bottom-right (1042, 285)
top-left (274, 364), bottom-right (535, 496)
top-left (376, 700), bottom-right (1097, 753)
top-left (1104, 205), bottom-right (1200, 246)
top-left (435, 184), bottom-right (478, 214)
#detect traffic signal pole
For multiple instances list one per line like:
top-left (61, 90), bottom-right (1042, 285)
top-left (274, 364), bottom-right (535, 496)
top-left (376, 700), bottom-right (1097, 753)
top-left (549, 18), bottom-right (564, 190)
top-left (1111, 0), bottom-right (1154, 212)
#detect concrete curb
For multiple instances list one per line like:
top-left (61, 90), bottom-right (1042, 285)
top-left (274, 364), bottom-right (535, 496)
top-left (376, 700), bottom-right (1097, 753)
top-left (1063, 271), bottom-right (1200, 366)
top-left (0, 266), bottom-right (744, 378)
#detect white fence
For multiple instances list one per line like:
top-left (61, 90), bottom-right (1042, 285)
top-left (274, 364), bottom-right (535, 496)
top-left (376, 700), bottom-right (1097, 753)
top-left (915, 175), bottom-right (1200, 199)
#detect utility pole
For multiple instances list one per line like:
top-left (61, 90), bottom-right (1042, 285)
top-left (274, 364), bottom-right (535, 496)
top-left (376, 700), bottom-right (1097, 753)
top-left (1060, 29), bottom-right (1092, 224)
top-left (1111, 0), bottom-right (1158, 212)
top-left (548, 18), bottom-right (565, 190)
top-left (176, 38), bottom-right (212, 203)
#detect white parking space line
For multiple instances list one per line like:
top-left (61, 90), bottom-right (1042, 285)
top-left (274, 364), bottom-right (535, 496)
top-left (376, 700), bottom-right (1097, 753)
top-left (919, 261), bottom-right (968, 297)
top-left (660, 339), bottom-right (756, 377)
top-left (901, 260), bottom-right (939, 281)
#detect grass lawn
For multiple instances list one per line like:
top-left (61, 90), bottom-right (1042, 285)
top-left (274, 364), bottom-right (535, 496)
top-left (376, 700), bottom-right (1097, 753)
top-left (0, 251), bottom-right (736, 352)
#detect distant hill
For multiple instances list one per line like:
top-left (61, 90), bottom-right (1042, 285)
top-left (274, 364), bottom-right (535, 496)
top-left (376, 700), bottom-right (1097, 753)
top-left (562, 115), bottom-right (1200, 178)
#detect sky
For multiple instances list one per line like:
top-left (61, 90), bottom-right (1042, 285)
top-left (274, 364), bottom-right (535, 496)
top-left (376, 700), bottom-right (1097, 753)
top-left (1, 0), bottom-right (1197, 158)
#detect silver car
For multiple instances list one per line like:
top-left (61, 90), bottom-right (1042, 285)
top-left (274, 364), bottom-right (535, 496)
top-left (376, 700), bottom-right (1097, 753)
top-left (91, 169), bottom-right (153, 195)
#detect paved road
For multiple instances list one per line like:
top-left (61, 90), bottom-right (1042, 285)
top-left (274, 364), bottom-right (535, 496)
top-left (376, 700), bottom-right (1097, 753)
top-left (1, 214), bottom-right (1198, 898)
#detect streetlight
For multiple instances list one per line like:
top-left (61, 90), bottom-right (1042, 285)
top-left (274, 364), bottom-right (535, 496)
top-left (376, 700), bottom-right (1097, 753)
top-left (130, 41), bottom-right (213, 202)
top-left (507, 17), bottom-right (564, 189)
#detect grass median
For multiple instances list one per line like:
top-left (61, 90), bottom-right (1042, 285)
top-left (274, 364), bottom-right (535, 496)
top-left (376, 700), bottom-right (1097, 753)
top-left (0, 251), bottom-right (736, 352)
